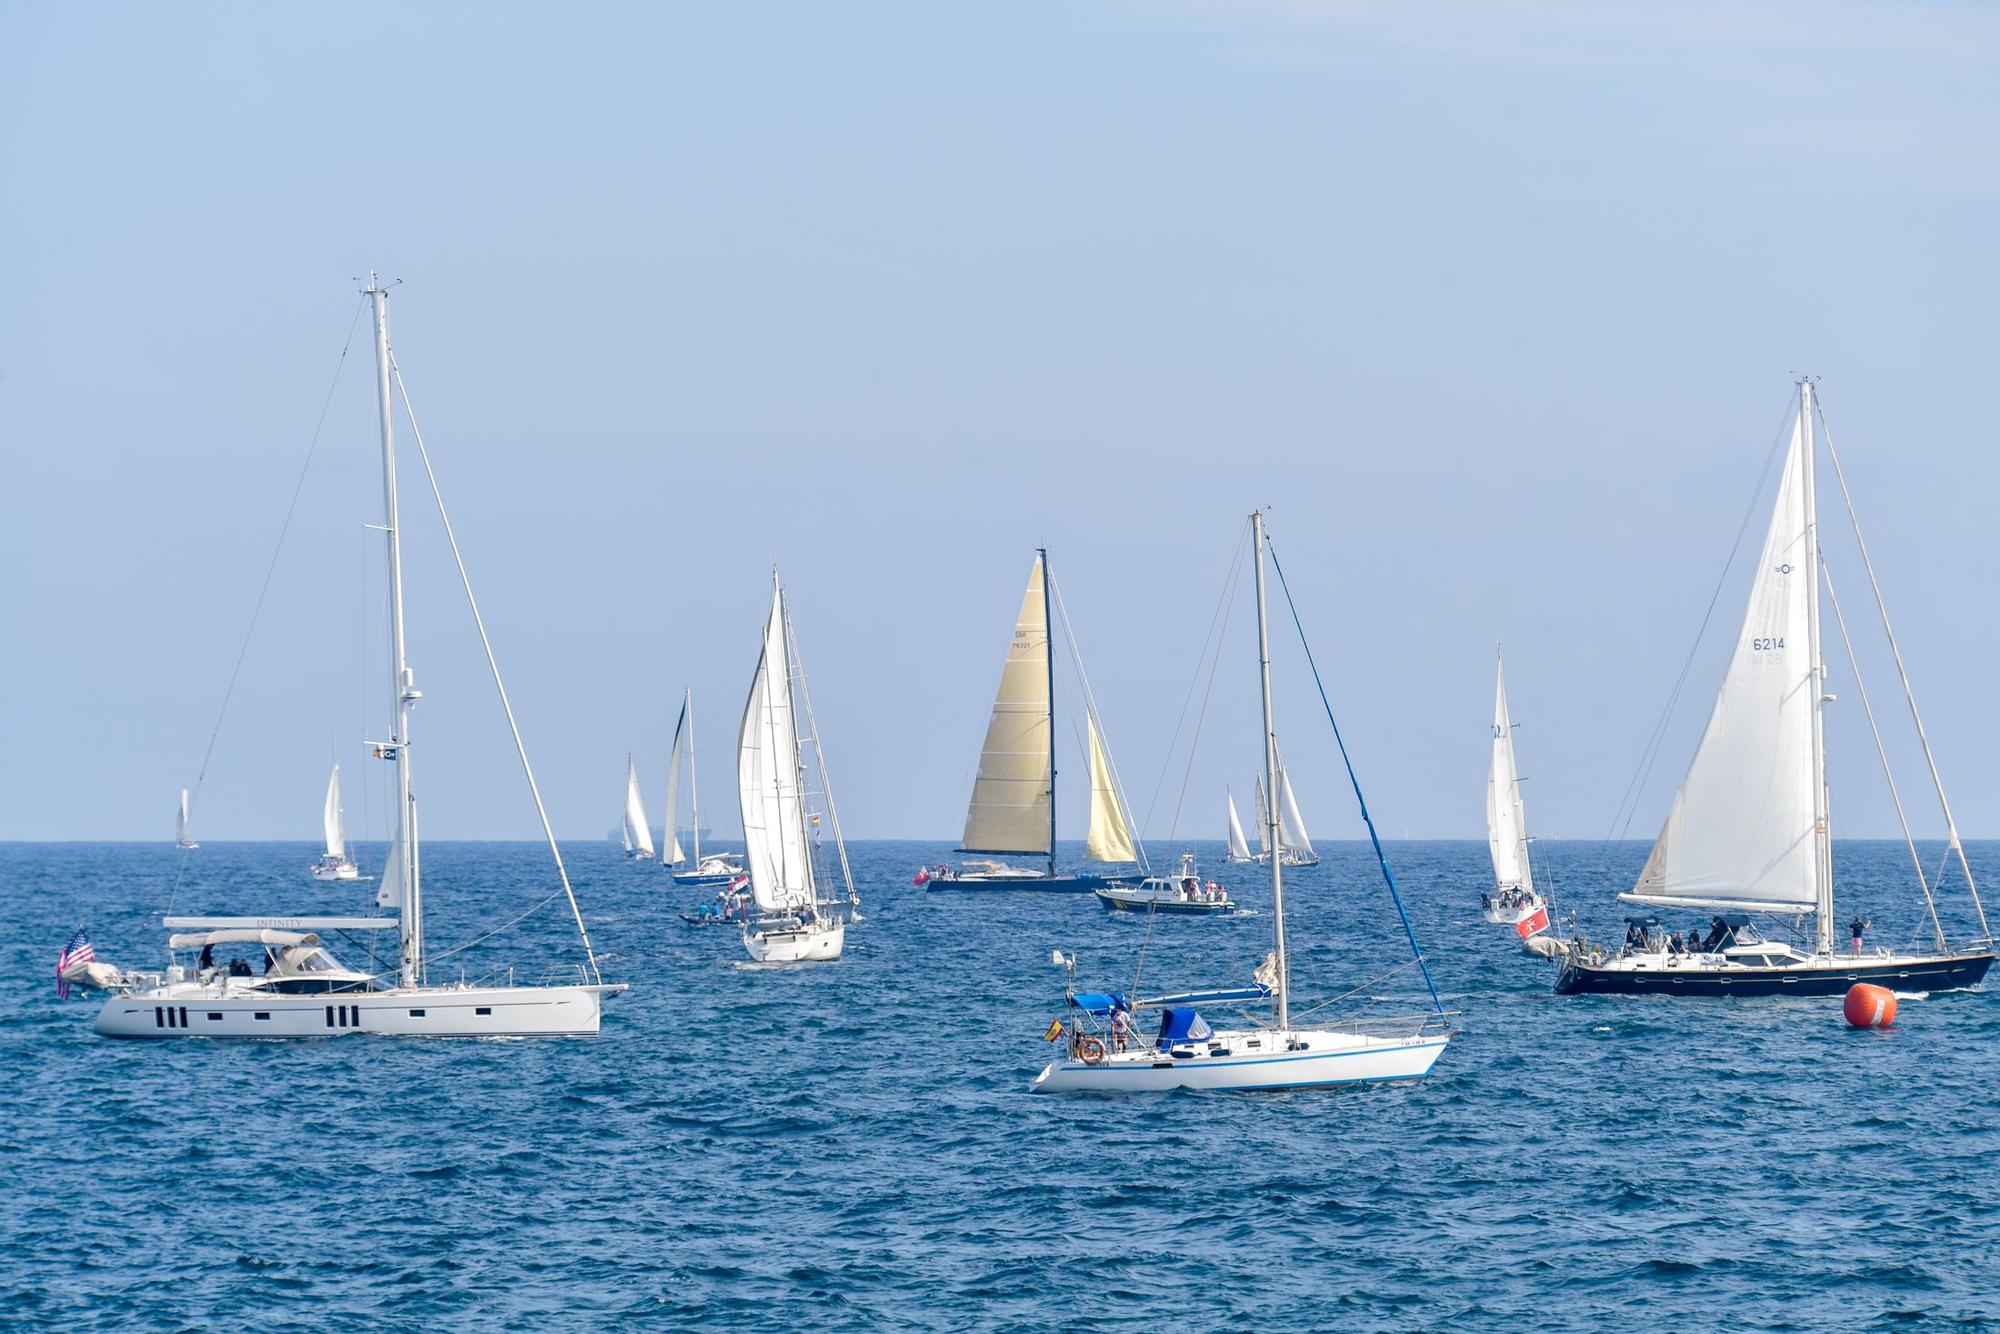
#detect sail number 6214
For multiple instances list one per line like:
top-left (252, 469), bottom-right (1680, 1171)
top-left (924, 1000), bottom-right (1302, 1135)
top-left (1751, 636), bottom-right (1786, 651)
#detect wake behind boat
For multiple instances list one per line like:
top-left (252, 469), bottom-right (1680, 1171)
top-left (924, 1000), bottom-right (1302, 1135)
top-left (1034, 512), bottom-right (1451, 1093)
top-left (1555, 379), bottom-right (1995, 998)
top-left (77, 279), bottom-right (623, 1038)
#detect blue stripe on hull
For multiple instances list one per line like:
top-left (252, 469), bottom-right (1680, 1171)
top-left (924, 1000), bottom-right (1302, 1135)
top-left (1554, 952), bottom-right (1994, 997)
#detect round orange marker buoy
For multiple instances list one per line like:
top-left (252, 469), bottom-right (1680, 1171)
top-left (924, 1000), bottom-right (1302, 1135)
top-left (1843, 983), bottom-right (1897, 1028)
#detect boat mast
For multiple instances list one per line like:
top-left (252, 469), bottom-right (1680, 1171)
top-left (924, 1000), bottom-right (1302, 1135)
top-left (688, 688), bottom-right (704, 868)
top-left (1041, 547), bottom-right (1057, 879)
top-left (1801, 377), bottom-right (1834, 956)
top-left (1252, 512), bottom-right (1289, 1029)
top-left (368, 276), bottom-right (423, 988)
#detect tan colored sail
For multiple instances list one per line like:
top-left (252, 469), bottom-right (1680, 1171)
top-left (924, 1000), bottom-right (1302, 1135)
top-left (960, 557), bottom-right (1053, 854)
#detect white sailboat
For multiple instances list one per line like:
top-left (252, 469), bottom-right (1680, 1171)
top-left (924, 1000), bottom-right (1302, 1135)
top-left (310, 758), bottom-right (361, 881)
top-left (173, 789), bottom-right (198, 850)
top-left (664, 689), bottom-right (745, 888)
top-left (1224, 789), bottom-right (1253, 863)
top-left (920, 550), bottom-right (1140, 891)
top-left (737, 571), bottom-right (854, 963)
top-left (1034, 511), bottom-right (1451, 1093)
top-left (620, 756), bottom-right (656, 860)
top-left (1482, 650), bottom-right (1545, 929)
top-left (83, 278), bottom-right (624, 1038)
top-left (1556, 379), bottom-right (1994, 997)
top-left (1251, 760), bottom-right (1317, 867)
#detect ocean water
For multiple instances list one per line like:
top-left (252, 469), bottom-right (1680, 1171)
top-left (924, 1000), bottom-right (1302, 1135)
top-left (4, 838), bottom-right (1997, 1331)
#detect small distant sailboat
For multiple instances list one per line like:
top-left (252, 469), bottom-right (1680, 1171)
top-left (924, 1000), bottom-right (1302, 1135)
top-left (173, 789), bottom-right (198, 850)
top-left (1034, 511), bottom-right (1450, 1093)
top-left (620, 756), bottom-right (656, 860)
top-left (737, 570), bottom-right (854, 963)
top-left (1482, 650), bottom-right (1545, 930)
top-left (664, 690), bottom-right (745, 888)
top-left (1556, 379), bottom-right (1995, 997)
top-left (1224, 789), bottom-right (1253, 863)
top-left (310, 758), bottom-right (361, 881)
top-left (920, 550), bottom-right (1140, 892)
top-left (1252, 760), bottom-right (1317, 867)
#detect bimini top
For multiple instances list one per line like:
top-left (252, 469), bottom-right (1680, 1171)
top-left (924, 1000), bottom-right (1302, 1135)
top-left (1067, 991), bottom-right (1129, 1016)
top-left (168, 928), bottom-right (319, 950)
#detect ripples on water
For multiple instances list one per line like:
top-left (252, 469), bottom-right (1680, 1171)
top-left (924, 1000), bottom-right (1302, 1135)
top-left (3, 839), bottom-right (1996, 1330)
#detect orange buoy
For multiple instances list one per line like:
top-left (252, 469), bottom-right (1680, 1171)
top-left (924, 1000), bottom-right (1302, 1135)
top-left (1843, 983), bottom-right (1897, 1028)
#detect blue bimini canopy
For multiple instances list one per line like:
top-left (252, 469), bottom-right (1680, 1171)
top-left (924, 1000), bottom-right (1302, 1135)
top-left (1157, 1007), bottom-right (1213, 1043)
top-left (1068, 991), bottom-right (1129, 1017)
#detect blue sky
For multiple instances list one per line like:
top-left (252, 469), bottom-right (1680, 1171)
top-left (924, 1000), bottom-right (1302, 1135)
top-left (3, 1), bottom-right (1997, 842)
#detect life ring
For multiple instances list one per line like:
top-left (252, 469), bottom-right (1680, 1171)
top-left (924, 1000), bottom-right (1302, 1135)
top-left (1077, 1036), bottom-right (1107, 1065)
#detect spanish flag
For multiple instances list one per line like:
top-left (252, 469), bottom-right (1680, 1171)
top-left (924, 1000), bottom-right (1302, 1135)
top-left (1042, 1018), bottom-right (1064, 1042)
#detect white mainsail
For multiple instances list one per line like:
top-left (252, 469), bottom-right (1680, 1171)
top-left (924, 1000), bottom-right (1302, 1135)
top-left (175, 789), bottom-right (193, 847)
top-left (622, 757), bottom-right (656, 859)
top-left (662, 694), bottom-right (688, 865)
top-left (1278, 762), bottom-right (1314, 859)
top-left (1486, 655), bottom-right (1531, 894)
top-left (961, 556), bottom-right (1052, 856)
top-left (1083, 715), bottom-right (1138, 864)
top-left (739, 582), bottom-right (814, 915)
top-left (1626, 409), bottom-right (1819, 914)
top-left (322, 763), bottom-right (348, 860)
top-left (1225, 790), bottom-right (1252, 862)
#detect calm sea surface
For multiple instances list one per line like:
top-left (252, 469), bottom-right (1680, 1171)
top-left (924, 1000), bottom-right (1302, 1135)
top-left (3, 838), bottom-right (1996, 1331)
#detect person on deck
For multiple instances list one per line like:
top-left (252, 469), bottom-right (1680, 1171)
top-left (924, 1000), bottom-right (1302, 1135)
top-left (1850, 916), bottom-right (1869, 956)
top-left (1109, 1004), bottom-right (1134, 1054)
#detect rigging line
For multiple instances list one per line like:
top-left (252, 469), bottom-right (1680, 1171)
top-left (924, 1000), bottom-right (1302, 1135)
top-left (783, 600), bottom-right (857, 909)
top-left (1047, 572), bottom-right (1151, 875)
top-left (1264, 536), bottom-right (1443, 1013)
top-left (1137, 532), bottom-right (1248, 838)
top-left (1815, 397), bottom-right (1990, 943)
top-left (165, 295), bottom-right (368, 914)
top-left (1162, 551), bottom-right (1243, 845)
top-left (424, 884), bottom-right (569, 966)
top-left (1822, 558), bottom-right (1947, 952)
top-left (390, 358), bottom-right (603, 985)
top-left (1601, 397), bottom-right (1800, 849)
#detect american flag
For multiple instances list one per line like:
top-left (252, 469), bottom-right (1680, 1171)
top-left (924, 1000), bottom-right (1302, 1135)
top-left (55, 928), bottom-right (93, 1000)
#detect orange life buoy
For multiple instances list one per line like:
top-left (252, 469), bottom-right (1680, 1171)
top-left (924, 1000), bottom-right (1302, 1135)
top-left (1077, 1036), bottom-right (1107, 1065)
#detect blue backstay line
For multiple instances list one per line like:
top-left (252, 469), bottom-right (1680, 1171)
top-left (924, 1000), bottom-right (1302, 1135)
top-left (1266, 540), bottom-right (1445, 1014)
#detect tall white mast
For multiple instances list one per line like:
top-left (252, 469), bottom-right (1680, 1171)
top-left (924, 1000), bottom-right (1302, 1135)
top-left (1801, 377), bottom-right (1833, 956)
top-left (688, 690), bottom-right (701, 865)
top-left (1252, 511), bottom-right (1288, 1029)
top-left (368, 276), bottom-right (423, 987)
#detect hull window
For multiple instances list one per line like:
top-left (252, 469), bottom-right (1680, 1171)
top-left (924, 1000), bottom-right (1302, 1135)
top-left (476, 1007), bottom-right (492, 1016)
top-left (254, 1012), bottom-right (270, 1021)
top-left (207, 1013), bottom-right (222, 1021)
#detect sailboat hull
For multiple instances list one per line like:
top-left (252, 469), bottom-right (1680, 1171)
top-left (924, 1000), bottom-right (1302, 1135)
top-left (1554, 950), bottom-right (1994, 998)
top-left (926, 873), bottom-right (1107, 893)
top-left (1032, 1027), bottom-right (1448, 1093)
top-left (93, 982), bottom-right (620, 1039)
top-left (743, 920), bottom-right (844, 963)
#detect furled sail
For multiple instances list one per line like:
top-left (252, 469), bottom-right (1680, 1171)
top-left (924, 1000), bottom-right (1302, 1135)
top-left (1225, 790), bottom-right (1252, 862)
top-left (622, 757), bottom-right (656, 859)
top-left (1486, 656), bottom-right (1531, 893)
top-left (960, 557), bottom-right (1052, 855)
top-left (1626, 412), bottom-right (1819, 914)
top-left (738, 583), bottom-right (814, 915)
top-left (1278, 763), bottom-right (1315, 859)
top-left (1084, 715), bottom-right (1138, 863)
top-left (662, 695), bottom-right (688, 865)
top-left (323, 763), bottom-right (347, 860)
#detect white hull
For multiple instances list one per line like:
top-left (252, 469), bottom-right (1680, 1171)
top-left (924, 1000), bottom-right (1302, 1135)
top-left (743, 919), bottom-right (844, 963)
top-left (93, 982), bottom-right (615, 1039)
top-left (311, 863), bottom-right (360, 881)
top-left (1482, 892), bottom-right (1545, 925)
top-left (1032, 1025), bottom-right (1448, 1093)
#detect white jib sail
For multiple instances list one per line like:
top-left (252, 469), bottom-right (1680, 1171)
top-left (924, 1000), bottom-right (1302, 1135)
top-left (1628, 411), bottom-right (1818, 913)
top-left (1083, 714), bottom-right (1138, 864)
top-left (323, 763), bottom-right (347, 860)
top-left (377, 808), bottom-right (404, 909)
top-left (1278, 764), bottom-right (1314, 858)
top-left (1486, 657), bottom-right (1531, 894)
top-left (739, 582), bottom-right (814, 915)
top-left (1254, 775), bottom-right (1272, 856)
top-left (662, 696), bottom-right (688, 865)
top-left (1225, 790), bottom-right (1252, 862)
top-left (961, 556), bottom-right (1053, 855)
top-left (623, 757), bottom-right (656, 858)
